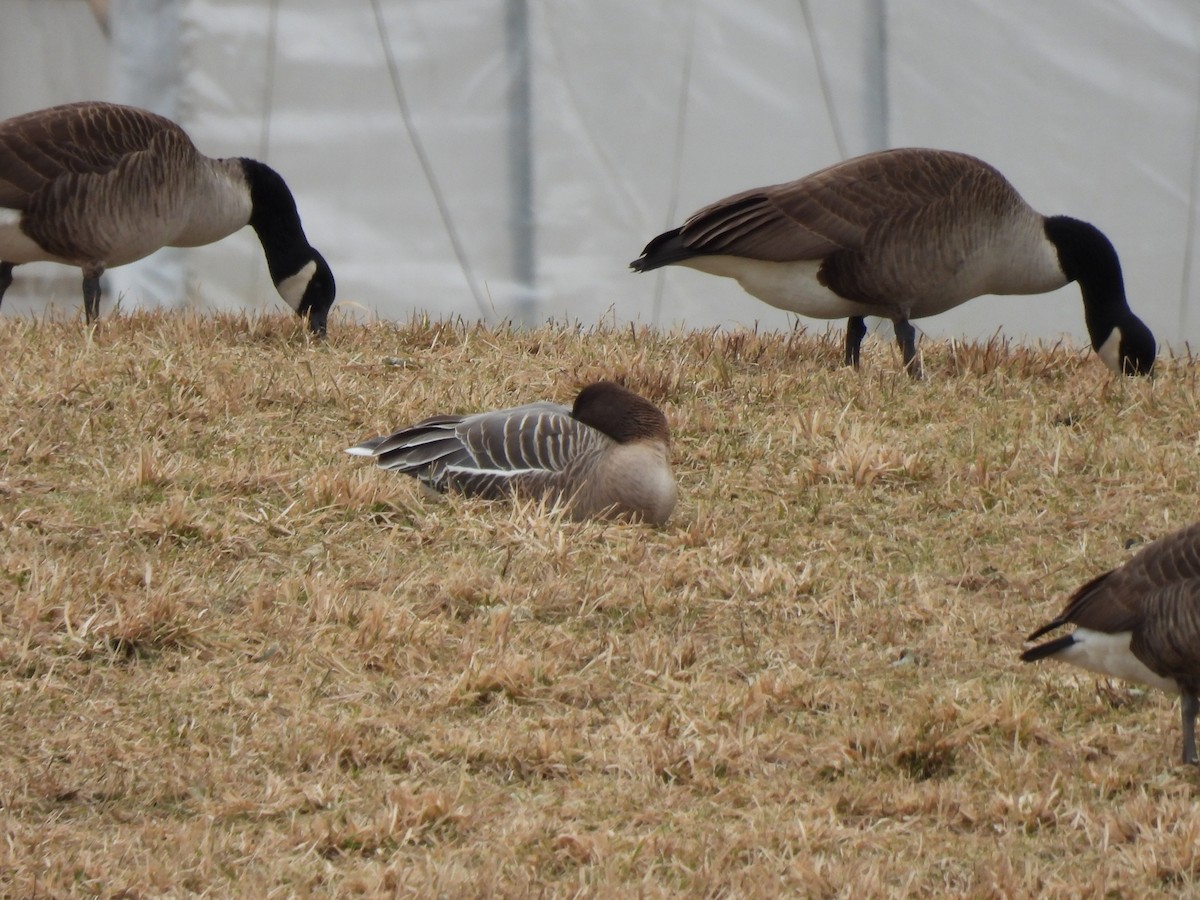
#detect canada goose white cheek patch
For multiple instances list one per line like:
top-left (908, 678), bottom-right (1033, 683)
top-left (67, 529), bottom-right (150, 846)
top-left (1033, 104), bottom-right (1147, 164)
top-left (276, 259), bottom-right (317, 311)
top-left (1096, 328), bottom-right (1122, 373)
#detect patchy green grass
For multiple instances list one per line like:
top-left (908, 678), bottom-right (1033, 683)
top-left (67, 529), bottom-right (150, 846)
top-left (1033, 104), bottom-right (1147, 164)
top-left (1, 309), bottom-right (1199, 896)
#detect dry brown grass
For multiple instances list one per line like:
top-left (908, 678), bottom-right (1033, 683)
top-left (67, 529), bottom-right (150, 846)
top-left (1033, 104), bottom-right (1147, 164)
top-left (1, 308), bottom-right (1199, 896)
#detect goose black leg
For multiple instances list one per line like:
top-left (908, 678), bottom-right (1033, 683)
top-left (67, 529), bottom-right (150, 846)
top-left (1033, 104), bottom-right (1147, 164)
top-left (894, 318), bottom-right (921, 379)
top-left (0, 262), bottom-right (13, 309)
top-left (1182, 691), bottom-right (1199, 765)
top-left (82, 264), bottom-right (104, 324)
top-left (844, 316), bottom-right (867, 368)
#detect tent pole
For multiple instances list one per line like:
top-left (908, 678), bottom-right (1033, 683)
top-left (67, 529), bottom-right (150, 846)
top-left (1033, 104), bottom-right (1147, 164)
top-left (505, 0), bottom-right (536, 326)
top-left (864, 0), bottom-right (888, 152)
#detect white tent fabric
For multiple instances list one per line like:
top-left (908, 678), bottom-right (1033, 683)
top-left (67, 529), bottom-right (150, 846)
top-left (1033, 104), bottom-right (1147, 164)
top-left (0, 1), bottom-right (109, 312)
top-left (105, 0), bottom-right (187, 309)
top-left (2, 0), bottom-right (1198, 350)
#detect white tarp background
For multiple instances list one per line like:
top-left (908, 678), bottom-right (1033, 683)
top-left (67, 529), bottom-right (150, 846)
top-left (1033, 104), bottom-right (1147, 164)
top-left (2, 0), bottom-right (1198, 350)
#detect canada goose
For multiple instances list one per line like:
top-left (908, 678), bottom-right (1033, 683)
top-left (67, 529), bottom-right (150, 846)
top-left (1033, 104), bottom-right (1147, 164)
top-left (346, 381), bottom-right (677, 524)
top-left (0, 101), bottom-right (335, 333)
top-left (1021, 522), bottom-right (1200, 765)
top-left (631, 148), bottom-right (1155, 378)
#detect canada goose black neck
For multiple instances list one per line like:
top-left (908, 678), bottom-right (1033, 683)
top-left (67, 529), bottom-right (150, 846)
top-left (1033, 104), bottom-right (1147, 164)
top-left (240, 158), bottom-right (336, 335)
top-left (1044, 215), bottom-right (1155, 375)
top-left (572, 381), bottom-right (669, 445)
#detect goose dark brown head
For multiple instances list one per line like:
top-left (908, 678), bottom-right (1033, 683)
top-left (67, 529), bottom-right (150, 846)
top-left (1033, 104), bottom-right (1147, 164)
top-left (571, 380), bottom-right (671, 446)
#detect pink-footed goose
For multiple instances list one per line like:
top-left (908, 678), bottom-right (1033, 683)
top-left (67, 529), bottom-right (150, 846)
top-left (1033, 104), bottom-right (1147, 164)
top-left (1022, 522), bottom-right (1200, 765)
top-left (346, 381), bottom-right (677, 525)
top-left (632, 148), bottom-right (1155, 379)
top-left (0, 101), bottom-right (335, 334)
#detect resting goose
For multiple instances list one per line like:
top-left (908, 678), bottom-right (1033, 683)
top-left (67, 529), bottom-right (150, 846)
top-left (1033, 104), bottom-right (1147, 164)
top-left (631, 148), bottom-right (1155, 378)
top-left (0, 101), bottom-right (335, 333)
top-left (346, 381), bottom-right (677, 525)
top-left (1021, 522), bottom-right (1200, 765)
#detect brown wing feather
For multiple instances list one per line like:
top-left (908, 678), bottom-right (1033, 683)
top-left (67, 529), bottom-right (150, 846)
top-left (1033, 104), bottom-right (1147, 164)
top-left (0, 102), bottom-right (191, 210)
top-left (676, 148), bottom-right (1017, 263)
top-left (1131, 580), bottom-right (1200, 682)
top-left (1036, 523), bottom-right (1200, 638)
top-left (1039, 568), bottom-right (1141, 636)
top-left (1129, 522), bottom-right (1200, 585)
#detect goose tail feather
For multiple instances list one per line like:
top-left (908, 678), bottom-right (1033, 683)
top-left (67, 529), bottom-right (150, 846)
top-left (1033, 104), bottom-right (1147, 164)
top-left (630, 228), bottom-right (696, 272)
top-left (1020, 633), bottom-right (1076, 663)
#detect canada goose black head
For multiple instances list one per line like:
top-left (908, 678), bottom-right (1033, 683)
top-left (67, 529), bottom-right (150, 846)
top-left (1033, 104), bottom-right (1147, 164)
top-left (1043, 216), bottom-right (1155, 376)
top-left (571, 380), bottom-right (671, 445)
top-left (241, 158), bottom-right (336, 337)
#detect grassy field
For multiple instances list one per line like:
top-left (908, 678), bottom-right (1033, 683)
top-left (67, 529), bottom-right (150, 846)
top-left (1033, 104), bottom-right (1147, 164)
top-left (1, 309), bottom-right (1199, 896)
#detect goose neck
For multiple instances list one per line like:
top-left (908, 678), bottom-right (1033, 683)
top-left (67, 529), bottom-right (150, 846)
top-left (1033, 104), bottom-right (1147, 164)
top-left (1044, 215), bottom-right (1132, 345)
top-left (239, 157), bottom-right (314, 285)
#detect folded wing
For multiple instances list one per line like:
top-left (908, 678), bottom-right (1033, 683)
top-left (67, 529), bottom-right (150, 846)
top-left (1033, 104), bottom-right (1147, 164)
top-left (0, 102), bottom-right (183, 210)
top-left (346, 401), bottom-right (608, 501)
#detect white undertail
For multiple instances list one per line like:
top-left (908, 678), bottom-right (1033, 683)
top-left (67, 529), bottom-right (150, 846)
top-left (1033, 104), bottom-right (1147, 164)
top-left (1053, 629), bottom-right (1180, 694)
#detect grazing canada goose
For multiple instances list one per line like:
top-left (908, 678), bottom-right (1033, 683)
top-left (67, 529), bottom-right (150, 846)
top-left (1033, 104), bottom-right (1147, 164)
top-left (1021, 522), bottom-right (1200, 765)
top-left (631, 148), bottom-right (1155, 378)
top-left (346, 381), bottom-right (677, 525)
top-left (0, 101), bottom-right (335, 333)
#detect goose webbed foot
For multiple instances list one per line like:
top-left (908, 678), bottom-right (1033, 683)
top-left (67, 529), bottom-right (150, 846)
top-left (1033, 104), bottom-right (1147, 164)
top-left (844, 316), bottom-right (867, 369)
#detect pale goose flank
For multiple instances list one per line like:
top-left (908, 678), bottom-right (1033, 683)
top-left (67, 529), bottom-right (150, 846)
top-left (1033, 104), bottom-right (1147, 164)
top-left (346, 381), bottom-right (677, 525)
top-left (631, 148), bottom-right (1155, 378)
top-left (0, 101), bottom-right (335, 333)
top-left (1021, 522), bottom-right (1200, 765)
